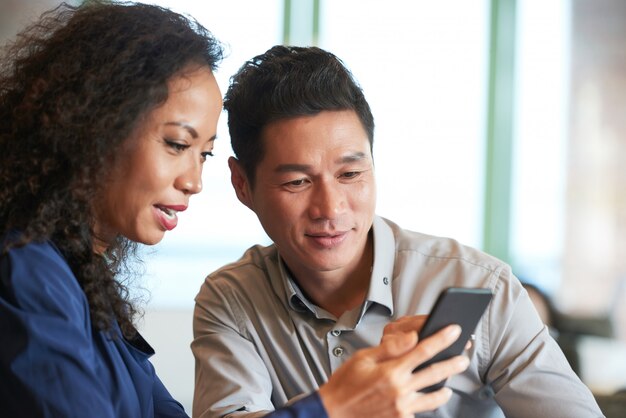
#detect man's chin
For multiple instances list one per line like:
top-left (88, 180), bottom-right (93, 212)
top-left (307, 258), bottom-right (350, 274)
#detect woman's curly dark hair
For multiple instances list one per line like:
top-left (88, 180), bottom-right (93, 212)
top-left (0, 1), bottom-right (223, 337)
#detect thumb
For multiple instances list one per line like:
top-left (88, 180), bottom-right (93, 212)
top-left (375, 331), bottom-right (418, 361)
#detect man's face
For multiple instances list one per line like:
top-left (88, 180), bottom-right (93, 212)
top-left (230, 110), bottom-right (376, 280)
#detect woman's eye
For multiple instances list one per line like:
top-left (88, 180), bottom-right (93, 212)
top-left (200, 151), bottom-right (214, 162)
top-left (165, 139), bottom-right (189, 152)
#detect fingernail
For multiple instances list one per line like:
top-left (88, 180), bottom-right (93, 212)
top-left (447, 324), bottom-right (462, 338)
top-left (457, 356), bottom-right (470, 368)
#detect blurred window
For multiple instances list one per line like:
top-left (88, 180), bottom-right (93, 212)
top-left (138, 0), bottom-right (490, 309)
top-left (134, 0), bottom-right (282, 308)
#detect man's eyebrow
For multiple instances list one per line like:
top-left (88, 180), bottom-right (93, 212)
top-left (165, 121), bottom-right (198, 139)
top-left (274, 152), bottom-right (368, 173)
top-left (275, 164), bottom-right (311, 173)
top-left (338, 152), bottom-right (367, 164)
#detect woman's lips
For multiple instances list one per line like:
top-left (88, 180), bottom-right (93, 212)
top-left (153, 205), bottom-right (186, 231)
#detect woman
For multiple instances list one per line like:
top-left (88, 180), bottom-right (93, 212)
top-left (0, 2), bottom-right (467, 417)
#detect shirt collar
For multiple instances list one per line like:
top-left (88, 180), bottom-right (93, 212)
top-left (278, 257), bottom-right (317, 312)
top-left (366, 216), bottom-right (395, 315)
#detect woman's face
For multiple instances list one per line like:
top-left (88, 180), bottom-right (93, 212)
top-left (94, 66), bottom-right (222, 249)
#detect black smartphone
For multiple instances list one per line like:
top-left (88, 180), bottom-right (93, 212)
top-left (413, 287), bottom-right (493, 392)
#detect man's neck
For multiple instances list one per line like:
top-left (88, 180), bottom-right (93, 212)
top-left (289, 242), bottom-right (374, 319)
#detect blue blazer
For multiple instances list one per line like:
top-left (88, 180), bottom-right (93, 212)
top-left (0, 237), bottom-right (326, 418)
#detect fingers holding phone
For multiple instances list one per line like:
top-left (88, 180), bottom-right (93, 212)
top-left (391, 324), bottom-right (470, 391)
top-left (378, 325), bottom-right (471, 417)
top-left (318, 324), bottom-right (470, 418)
top-left (381, 315), bottom-right (428, 340)
top-left (413, 287), bottom-right (492, 392)
top-left (382, 315), bottom-right (474, 351)
top-left (318, 288), bottom-right (491, 417)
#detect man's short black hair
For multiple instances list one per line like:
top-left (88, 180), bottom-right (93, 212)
top-left (224, 45), bottom-right (374, 186)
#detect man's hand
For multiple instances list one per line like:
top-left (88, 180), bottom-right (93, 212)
top-left (382, 315), bottom-right (428, 341)
top-left (382, 315), bottom-right (473, 351)
top-left (318, 325), bottom-right (469, 418)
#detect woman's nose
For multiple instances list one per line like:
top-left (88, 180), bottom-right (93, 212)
top-left (176, 161), bottom-right (203, 195)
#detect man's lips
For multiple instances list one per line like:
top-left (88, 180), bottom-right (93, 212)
top-left (305, 231), bottom-right (349, 248)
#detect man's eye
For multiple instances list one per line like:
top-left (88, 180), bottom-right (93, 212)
top-left (289, 179), bottom-right (305, 186)
top-left (342, 171), bottom-right (360, 178)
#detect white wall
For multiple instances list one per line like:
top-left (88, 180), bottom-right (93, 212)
top-left (138, 309), bottom-right (196, 413)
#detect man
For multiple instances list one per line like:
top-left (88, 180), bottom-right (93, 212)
top-left (192, 45), bottom-right (603, 418)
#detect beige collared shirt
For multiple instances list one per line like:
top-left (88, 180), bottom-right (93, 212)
top-left (192, 216), bottom-right (603, 418)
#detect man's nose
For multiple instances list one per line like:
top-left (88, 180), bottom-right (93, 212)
top-left (308, 181), bottom-right (345, 220)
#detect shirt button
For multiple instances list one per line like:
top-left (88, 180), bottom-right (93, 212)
top-left (479, 384), bottom-right (496, 400)
top-left (383, 277), bottom-right (389, 285)
top-left (332, 346), bottom-right (345, 357)
top-left (331, 330), bottom-right (341, 337)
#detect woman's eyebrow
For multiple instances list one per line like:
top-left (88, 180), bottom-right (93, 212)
top-left (165, 121), bottom-right (198, 139)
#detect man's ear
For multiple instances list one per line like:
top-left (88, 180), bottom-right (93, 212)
top-left (228, 156), bottom-right (254, 211)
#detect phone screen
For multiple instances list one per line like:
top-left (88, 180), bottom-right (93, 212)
top-left (413, 287), bottom-right (493, 392)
